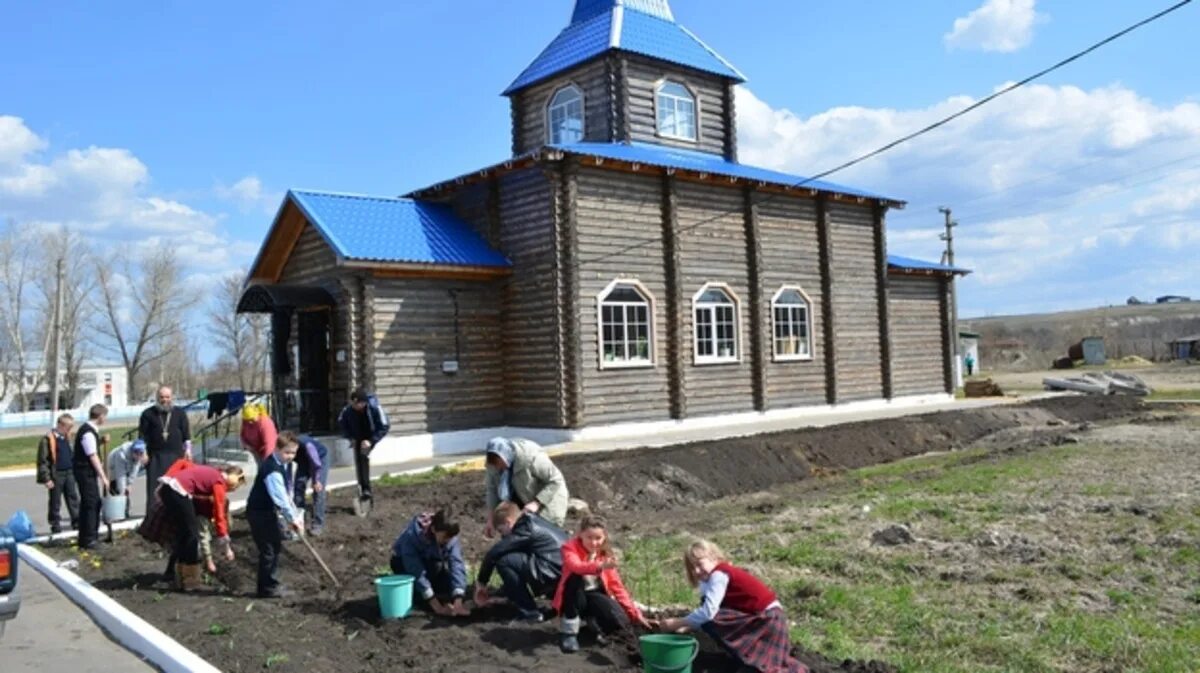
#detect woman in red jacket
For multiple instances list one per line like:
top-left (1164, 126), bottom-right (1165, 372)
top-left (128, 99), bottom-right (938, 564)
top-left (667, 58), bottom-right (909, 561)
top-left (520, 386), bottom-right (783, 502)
top-left (158, 461), bottom-right (245, 590)
top-left (552, 515), bottom-right (651, 653)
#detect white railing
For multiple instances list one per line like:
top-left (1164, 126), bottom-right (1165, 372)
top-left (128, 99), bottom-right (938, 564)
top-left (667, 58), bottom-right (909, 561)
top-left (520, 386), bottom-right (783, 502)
top-left (0, 400), bottom-right (203, 430)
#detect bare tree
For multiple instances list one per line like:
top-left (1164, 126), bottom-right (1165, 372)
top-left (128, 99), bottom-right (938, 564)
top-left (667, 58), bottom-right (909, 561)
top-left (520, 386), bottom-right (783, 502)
top-left (0, 223), bottom-right (50, 411)
top-left (208, 272), bottom-right (269, 391)
top-left (34, 228), bottom-right (96, 408)
top-left (95, 244), bottom-right (196, 402)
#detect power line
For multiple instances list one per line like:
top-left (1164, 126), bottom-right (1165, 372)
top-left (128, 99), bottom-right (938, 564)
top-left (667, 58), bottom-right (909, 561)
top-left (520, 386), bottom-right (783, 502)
top-left (579, 0), bottom-right (1193, 267)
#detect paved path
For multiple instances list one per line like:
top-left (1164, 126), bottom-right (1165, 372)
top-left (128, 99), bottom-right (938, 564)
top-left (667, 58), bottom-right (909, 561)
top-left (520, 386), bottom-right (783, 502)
top-left (3, 564), bottom-right (153, 672)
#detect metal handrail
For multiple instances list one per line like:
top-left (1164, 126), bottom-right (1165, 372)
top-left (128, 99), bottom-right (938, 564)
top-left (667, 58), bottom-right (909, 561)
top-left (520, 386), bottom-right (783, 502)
top-left (119, 396), bottom-right (212, 443)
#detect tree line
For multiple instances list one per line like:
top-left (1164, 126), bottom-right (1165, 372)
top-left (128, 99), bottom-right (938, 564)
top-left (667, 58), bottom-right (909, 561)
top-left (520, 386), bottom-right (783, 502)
top-left (0, 221), bottom-right (269, 412)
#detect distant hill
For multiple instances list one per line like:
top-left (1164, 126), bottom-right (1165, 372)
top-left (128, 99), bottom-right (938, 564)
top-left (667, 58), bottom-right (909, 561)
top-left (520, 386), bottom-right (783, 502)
top-left (961, 302), bottom-right (1200, 371)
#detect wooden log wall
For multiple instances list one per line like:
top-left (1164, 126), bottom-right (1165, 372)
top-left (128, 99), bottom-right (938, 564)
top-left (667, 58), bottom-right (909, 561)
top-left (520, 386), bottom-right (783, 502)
top-left (888, 275), bottom-right (948, 397)
top-left (758, 197), bottom-right (827, 407)
top-left (496, 167), bottom-right (565, 427)
top-left (511, 59), bottom-right (613, 155)
top-left (277, 225), bottom-right (353, 400)
top-left (573, 167), bottom-right (673, 425)
top-left (622, 54), bottom-right (730, 156)
top-left (370, 278), bottom-right (505, 434)
top-left (827, 202), bottom-right (885, 401)
top-left (675, 181), bottom-right (755, 416)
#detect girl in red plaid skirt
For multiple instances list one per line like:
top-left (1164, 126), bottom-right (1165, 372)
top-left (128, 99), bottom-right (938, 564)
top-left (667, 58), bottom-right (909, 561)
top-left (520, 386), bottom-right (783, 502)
top-left (655, 540), bottom-right (807, 673)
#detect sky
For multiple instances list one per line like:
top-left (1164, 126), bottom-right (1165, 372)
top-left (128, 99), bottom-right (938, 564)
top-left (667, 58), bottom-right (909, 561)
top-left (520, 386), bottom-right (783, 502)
top-left (2, 0), bottom-right (1199, 365)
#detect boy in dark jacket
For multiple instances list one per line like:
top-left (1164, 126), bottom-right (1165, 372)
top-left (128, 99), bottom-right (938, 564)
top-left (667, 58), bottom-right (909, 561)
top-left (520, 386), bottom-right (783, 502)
top-left (292, 434), bottom-right (330, 535)
top-left (36, 413), bottom-right (78, 534)
top-left (390, 510), bottom-right (469, 617)
top-left (337, 388), bottom-right (389, 512)
top-left (474, 502), bottom-right (569, 622)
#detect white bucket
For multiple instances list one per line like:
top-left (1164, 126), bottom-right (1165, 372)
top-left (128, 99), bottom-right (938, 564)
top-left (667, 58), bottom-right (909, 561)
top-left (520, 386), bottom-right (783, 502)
top-left (102, 495), bottom-right (127, 523)
top-left (333, 439), bottom-right (354, 467)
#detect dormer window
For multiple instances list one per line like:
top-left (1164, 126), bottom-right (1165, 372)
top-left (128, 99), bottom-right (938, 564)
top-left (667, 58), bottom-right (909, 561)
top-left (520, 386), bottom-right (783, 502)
top-left (656, 80), bottom-right (697, 141)
top-left (548, 84), bottom-right (584, 144)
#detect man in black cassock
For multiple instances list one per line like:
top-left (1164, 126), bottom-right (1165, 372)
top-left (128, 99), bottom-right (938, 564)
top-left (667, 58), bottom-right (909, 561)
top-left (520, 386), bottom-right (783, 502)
top-left (139, 385), bottom-right (192, 515)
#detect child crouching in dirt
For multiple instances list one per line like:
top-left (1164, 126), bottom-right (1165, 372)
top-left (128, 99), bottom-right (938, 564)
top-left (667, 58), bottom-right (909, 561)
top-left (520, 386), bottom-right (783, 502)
top-left (390, 509), bottom-right (470, 617)
top-left (553, 515), bottom-right (651, 653)
top-left (246, 432), bottom-right (305, 598)
top-left (474, 502), bottom-right (569, 622)
top-left (656, 539), bottom-right (807, 673)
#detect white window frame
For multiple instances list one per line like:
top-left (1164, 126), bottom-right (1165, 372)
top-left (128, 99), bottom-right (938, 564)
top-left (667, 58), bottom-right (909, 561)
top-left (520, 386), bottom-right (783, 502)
top-left (596, 279), bottom-right (656, 370)
top-left (692, 283), bottom-right (741, 365)
top-left (547, 83), bottom-right (585, 145)
top-left (771, 286), bottom-right (814, 362)
top-left (654, 79), bottom-right (699, 142)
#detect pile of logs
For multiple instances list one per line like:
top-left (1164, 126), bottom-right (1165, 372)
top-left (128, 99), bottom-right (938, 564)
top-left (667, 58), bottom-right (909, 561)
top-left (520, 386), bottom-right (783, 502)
top-left (964, 378), bottom-right (1005, 397)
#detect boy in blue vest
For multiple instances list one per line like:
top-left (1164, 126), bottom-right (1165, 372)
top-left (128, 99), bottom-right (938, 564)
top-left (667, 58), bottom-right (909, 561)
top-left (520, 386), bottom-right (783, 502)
top-left (292, 434), bottom-right (329, 536)
top-left (246, 431), bottom-right (304, 598)
top-left (36, 413), bottom-right (79, 534)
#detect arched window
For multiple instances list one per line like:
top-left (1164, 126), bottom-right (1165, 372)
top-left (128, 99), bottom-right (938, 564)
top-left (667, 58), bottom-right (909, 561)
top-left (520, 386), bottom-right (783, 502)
top-left (547, 84), bottom-right (584, 144)
top-left (656, 80), bottom-right (697, 141)
top-left (772, 287), bottom-right (813, 360)
top-left (693, 284), bottom-right (739, 363)
top-left (598, 280), bottom-right (654, 368)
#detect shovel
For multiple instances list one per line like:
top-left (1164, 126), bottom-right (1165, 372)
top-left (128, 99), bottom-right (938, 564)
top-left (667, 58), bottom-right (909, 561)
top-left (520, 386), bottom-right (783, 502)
top-left (298, 531), bottom-right (341, 591)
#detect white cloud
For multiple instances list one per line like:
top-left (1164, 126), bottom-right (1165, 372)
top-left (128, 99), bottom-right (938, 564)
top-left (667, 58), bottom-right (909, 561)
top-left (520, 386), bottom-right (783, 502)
top-left (944, 0), bottom-right (1043, 53)
top-left (737, 81), bottom-right (1200, 315)
top-left (216, 175), bottom-right (283, 214)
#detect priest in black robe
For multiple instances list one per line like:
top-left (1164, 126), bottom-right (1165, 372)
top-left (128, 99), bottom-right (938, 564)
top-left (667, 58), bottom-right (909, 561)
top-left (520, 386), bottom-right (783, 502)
top-left (140, 385), bottom-right (192, 514)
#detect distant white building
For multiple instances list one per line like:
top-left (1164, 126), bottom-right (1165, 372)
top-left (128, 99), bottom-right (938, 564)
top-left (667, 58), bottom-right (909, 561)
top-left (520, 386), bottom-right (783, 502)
top-left (1, 360), bottom-right (128, 413)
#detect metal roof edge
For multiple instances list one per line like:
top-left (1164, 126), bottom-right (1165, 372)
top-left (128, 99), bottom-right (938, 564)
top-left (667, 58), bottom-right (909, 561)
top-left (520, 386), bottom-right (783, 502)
top-left (675, 23), bottom-right (746, 82)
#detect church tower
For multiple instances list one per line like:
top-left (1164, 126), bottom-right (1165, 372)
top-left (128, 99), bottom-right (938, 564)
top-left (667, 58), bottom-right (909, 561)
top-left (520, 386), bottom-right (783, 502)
top-left (504, 0), bottom-right (745, 161)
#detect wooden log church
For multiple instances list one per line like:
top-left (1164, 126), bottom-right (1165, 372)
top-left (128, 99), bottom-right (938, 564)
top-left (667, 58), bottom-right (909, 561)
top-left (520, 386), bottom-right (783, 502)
top-left (240, 0), bottom-right (969, 460)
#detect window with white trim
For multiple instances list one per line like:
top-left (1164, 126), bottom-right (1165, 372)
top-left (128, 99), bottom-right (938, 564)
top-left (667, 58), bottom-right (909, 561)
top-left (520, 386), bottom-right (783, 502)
top-left (693, 285), bottom-right (738, 363)
top-left (598, 282), bottom-right (653, 367)
top-left (655, 80), bottom-right (697, 141)
top-left (772, 287), bottom-right (813, 360)
top-left (548, 84), bottom-right (584, 144)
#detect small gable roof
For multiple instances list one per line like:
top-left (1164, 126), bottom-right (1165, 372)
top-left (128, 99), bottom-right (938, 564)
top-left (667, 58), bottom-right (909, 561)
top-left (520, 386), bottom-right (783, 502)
top-left (887, 254), bottom-right (970, 276)
top-left (504, 0), bottom-right (744, 95)
top-left (247, 190), bottom-right (510, 283)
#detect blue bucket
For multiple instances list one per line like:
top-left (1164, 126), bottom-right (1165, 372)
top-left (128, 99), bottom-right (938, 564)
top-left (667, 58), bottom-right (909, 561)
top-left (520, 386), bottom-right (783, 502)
top-left (374, 574), bottom-right (414, 619)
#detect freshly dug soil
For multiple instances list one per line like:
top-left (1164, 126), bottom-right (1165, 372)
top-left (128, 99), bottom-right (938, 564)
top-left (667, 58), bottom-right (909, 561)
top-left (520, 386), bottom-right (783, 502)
top-left (50, 397), bottom-right (1139, 672)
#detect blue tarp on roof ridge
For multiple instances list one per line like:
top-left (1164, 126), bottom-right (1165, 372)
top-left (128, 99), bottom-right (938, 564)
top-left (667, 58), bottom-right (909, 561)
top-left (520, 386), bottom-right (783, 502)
top-left (550, 141), bottom-right (902, 203)
top-left (887, 254), bottom-right (970, 275)
top-left (504, 1), bottom-right (743, 94)
top-left (286, 190), bottom-right (510, 268)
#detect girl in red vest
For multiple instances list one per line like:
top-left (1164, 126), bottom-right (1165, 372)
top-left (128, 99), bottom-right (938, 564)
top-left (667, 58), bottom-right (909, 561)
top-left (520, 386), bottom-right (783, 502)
top-left (656, 539), bottom-right (807, 673)
top-left (552, 515), bottom-right (651, 653)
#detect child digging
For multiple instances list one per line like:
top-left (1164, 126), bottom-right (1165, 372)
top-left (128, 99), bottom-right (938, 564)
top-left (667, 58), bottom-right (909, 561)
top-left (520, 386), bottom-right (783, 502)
top-left (246, 432), bottom-right (305, 598)
top-left (390, 509), bottom-right (470, 617)
top-left (553, 515), bottom-right (651, 653)
top-left (474, 501), bottom-right (569, 622)
top-left (657, 539), bottom-right (807, 673)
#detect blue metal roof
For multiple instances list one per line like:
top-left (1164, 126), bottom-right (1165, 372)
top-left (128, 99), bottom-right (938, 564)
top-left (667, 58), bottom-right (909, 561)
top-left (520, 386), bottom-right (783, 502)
top-left (286, 190), bottom-right (510, 268)
top-left (504, 0), bottom-right (744, 95)
top-left (887, 254), bottom-right (970, 275)
top-left (550, 141), bottom-right (902, 203)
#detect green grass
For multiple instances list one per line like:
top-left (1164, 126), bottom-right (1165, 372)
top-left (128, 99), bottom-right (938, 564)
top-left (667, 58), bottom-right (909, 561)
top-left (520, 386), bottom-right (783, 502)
top-left (0, 424), bottom-right (136, 469)
top-left (678, 438), bottom-right (1200, 672)
top-left (375, 465), bottom-right (455, 487)
top-left (1147, 388), bottom-right (1200, 401)
top-left (622, 534), bottom-right (696, 607)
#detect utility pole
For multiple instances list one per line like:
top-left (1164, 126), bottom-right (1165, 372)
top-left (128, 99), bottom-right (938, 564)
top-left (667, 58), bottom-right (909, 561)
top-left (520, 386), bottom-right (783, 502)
top-left (48, 257), bottom-right (64, 412)
top-left (938, 207), bottom-right (961, 387)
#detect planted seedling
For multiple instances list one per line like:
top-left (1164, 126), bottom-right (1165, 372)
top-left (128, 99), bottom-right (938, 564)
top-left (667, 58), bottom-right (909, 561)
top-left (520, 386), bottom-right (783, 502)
top-left (265, 653), bottom-right (289, 668)
top-left (207, 622), bottom-right (231, 636)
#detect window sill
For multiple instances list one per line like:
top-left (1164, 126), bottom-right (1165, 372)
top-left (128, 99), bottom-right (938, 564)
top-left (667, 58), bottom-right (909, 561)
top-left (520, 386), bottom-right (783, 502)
top-left (599, 360), bottom-right (655, 371)
top-left (772, 354), bottom-right (814, 363)
top-left (695, 357), bottom-right (740, 366)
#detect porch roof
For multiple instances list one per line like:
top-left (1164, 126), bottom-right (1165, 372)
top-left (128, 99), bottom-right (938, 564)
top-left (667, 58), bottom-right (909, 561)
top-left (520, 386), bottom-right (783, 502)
top-left (247, 190), bottom-right (512, 283)
top-left (887, 254), bottom-right (971, 276)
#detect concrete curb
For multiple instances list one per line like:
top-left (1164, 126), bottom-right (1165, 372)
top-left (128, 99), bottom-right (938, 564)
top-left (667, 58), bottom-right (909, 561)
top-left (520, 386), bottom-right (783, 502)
top-left (0, 467), bottom-right (36, 480)
top-left (18, 543), bottom-right (222, 673)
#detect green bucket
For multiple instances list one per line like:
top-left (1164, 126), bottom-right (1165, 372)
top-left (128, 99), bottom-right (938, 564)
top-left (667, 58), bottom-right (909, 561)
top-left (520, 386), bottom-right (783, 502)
top-left (374, 574), bottom-right (415, 619)
top-left (639, 634), bottom-right (699, 673)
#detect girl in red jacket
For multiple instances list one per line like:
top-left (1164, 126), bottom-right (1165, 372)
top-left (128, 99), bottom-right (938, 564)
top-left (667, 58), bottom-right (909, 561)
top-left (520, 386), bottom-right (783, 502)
top-left (553, 515), bottom-right (651, 653)
top-left (656, 539), bottom-right (807, 673)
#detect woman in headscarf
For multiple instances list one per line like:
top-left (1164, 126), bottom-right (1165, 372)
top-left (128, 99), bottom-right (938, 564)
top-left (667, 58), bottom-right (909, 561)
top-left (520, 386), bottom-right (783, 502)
top-left (482, 437), bottom-right (569, 535)
top-left (239, 403), bottom-right (277, 464)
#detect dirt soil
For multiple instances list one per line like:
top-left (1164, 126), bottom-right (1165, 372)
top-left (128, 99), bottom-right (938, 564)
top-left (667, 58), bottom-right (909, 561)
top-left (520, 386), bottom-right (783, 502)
top-left (47, 396), bottom-right (1143, 673)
